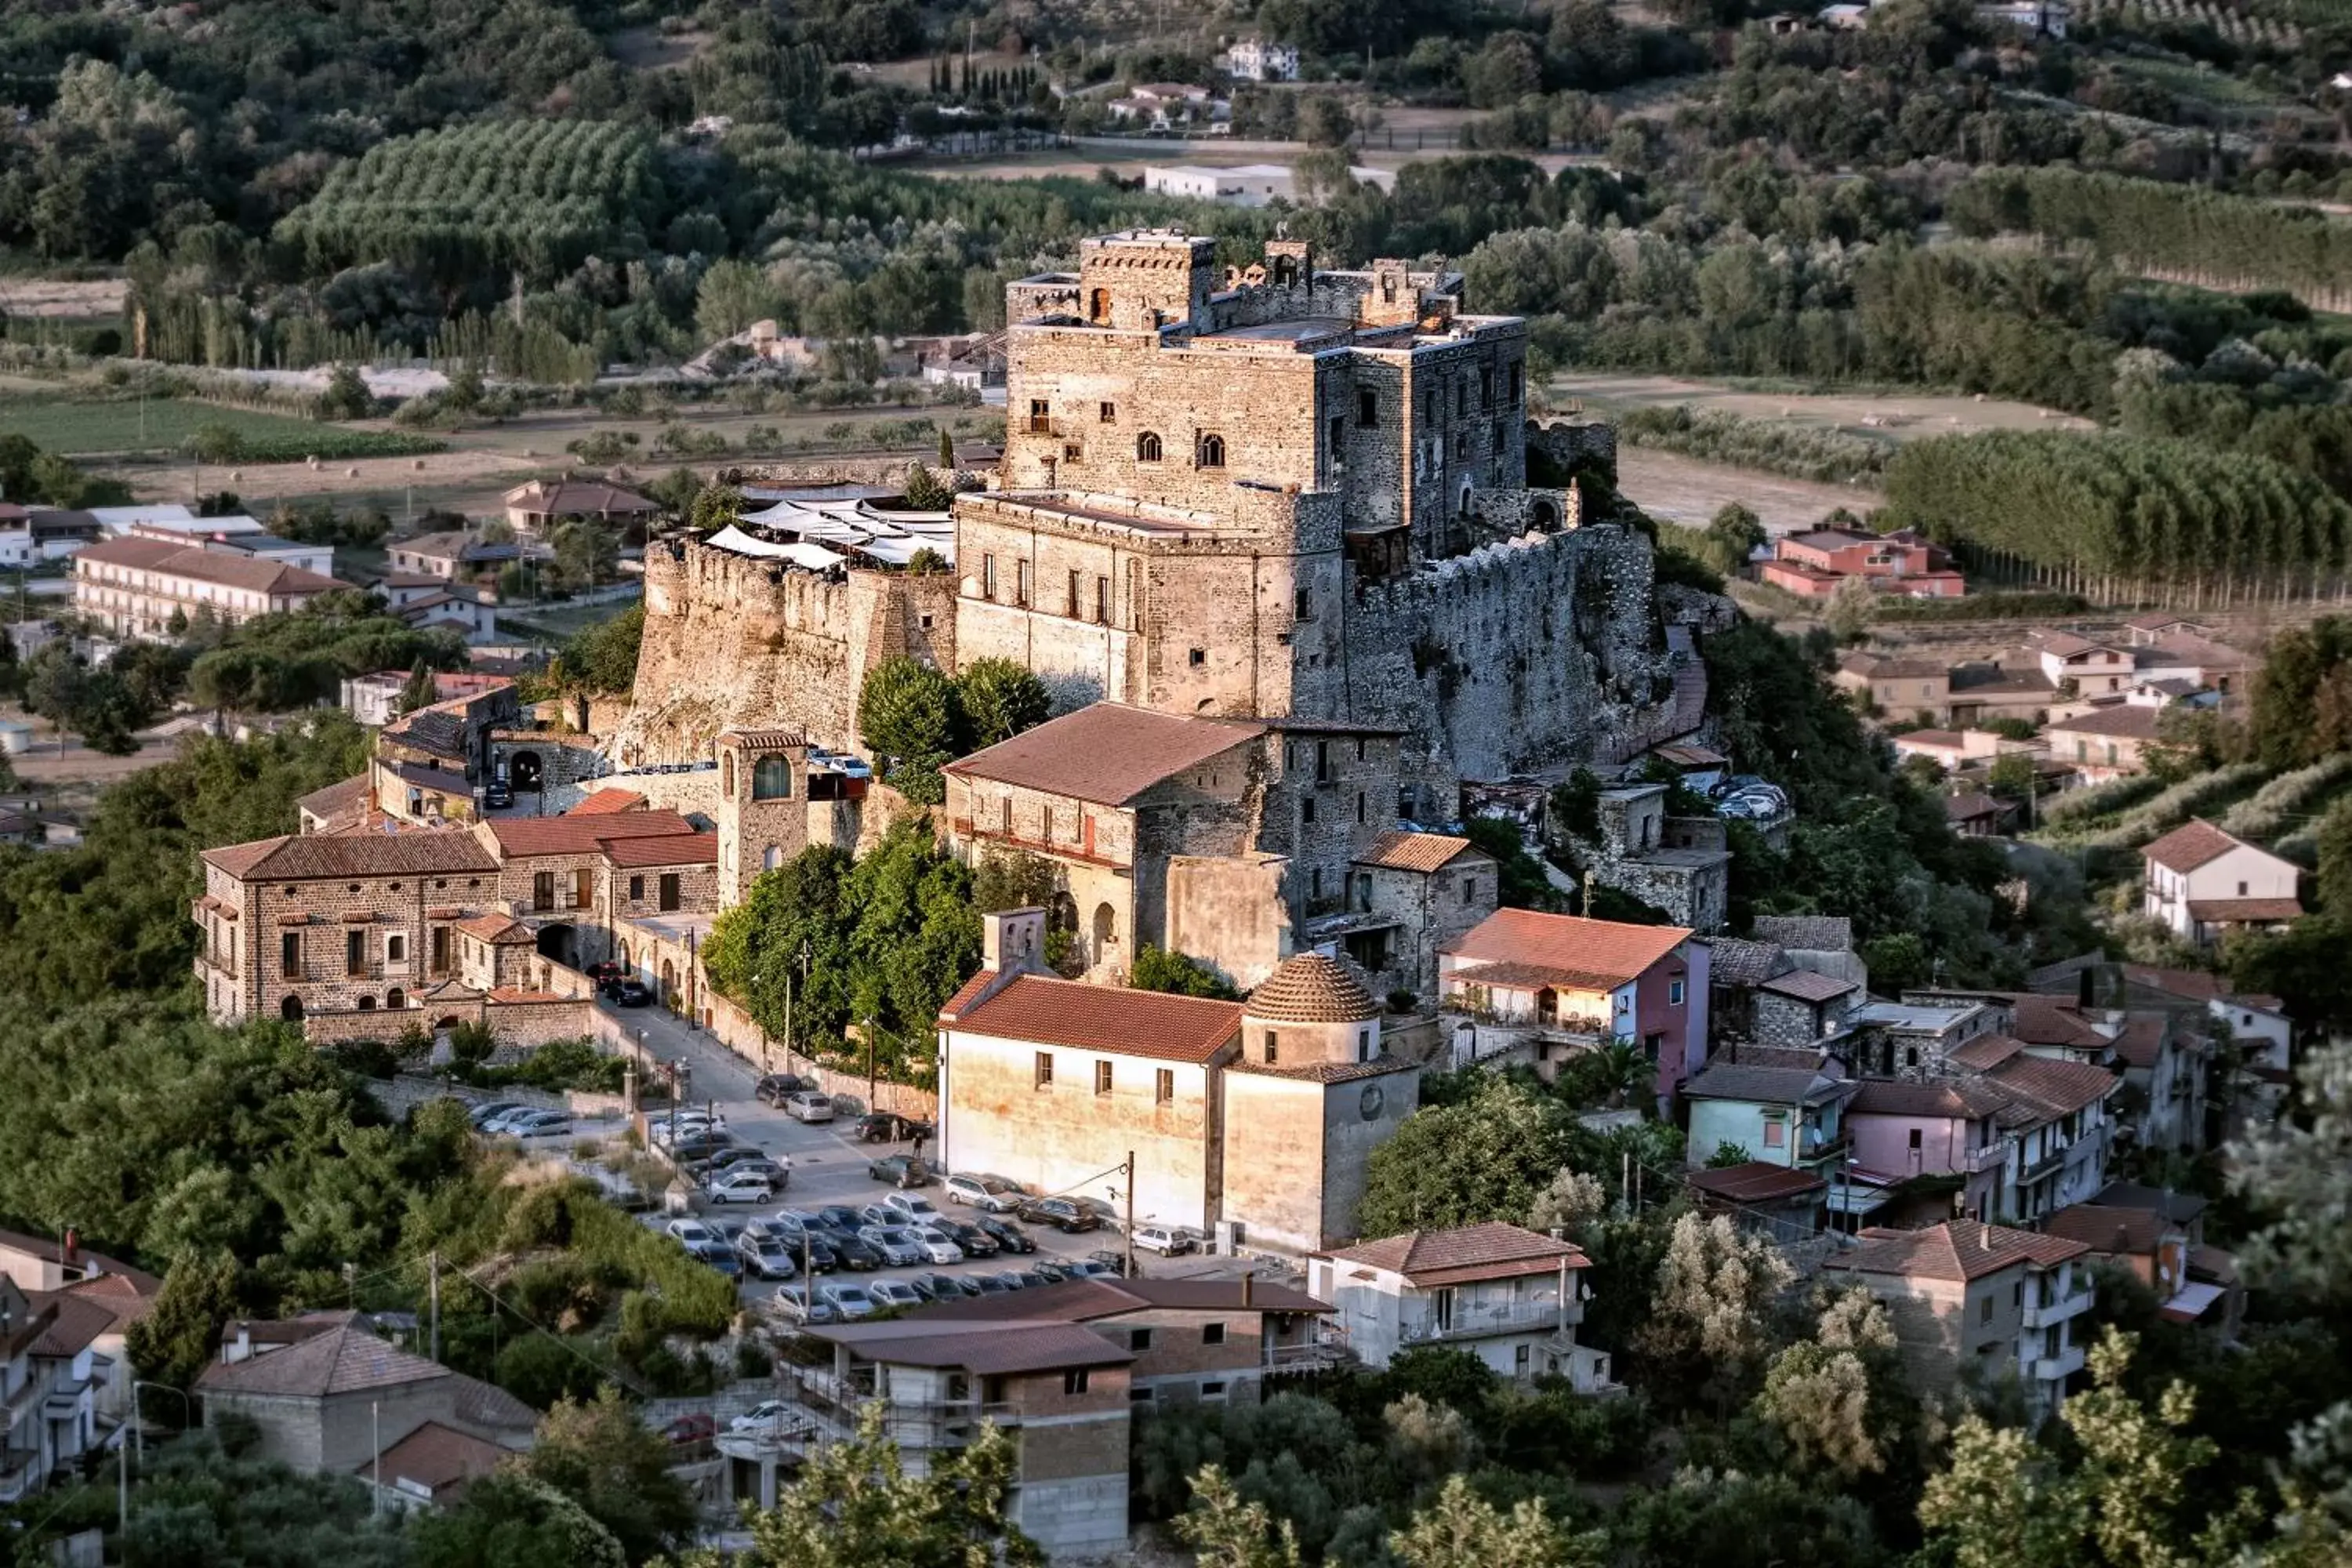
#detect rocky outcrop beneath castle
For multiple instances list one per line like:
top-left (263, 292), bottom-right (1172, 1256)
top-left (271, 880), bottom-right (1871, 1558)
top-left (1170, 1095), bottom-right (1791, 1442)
top-left (612, 535), bottom-right (956, 765)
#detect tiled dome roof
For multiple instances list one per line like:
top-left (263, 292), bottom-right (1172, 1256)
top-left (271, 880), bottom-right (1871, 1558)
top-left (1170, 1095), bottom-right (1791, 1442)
top-left (1246, 953), bottom-right (1378, 1024)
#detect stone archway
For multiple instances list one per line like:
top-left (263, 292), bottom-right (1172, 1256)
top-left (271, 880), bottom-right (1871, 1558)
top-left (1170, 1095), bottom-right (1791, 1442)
top-left (510, 750), bottom-right (544, 793)
top-left (280, 995), bottom-right (304, 1022)
top-left (535, 924), bottom-right (575, 964)
top-left (660, 958), bottom-right (677, 1003)
top-left (1531, 498), bottom-right (1559, 532)
top-left (387, 987), bottom-right (405, 1010)
top-left (1091, 902), bottom-right (1118, 964)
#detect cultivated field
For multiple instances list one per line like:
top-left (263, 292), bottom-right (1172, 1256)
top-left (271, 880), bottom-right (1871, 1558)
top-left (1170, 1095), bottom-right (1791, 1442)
top-left (0, 278), bottom-right (125, 319)
top-left (1617, 448), bottom-right (1878, 534)
top-left (1549, 372), bottom-right (2096, 441)
top-left (0, 396), bottom-right (425, 460)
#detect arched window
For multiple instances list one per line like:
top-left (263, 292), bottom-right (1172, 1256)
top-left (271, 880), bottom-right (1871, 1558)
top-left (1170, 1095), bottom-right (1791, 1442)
top-left (281, 995), bottom-right (305, 1022)
top-left (1093, 902), bottom-right (1118, 953)
top-left (1136, 431), bottom-right (1163, 462)
top-left (763, 844), bottom-right (783, 870)
top-left (1196, 434), bottom-right (1226, 469)
top-left (356, 995), bottom-right (376, 1011)
top-left (753, 754), bottom-right (793, 800)
top-left (723, 753), bottom-right (735, 795)
top-left (1457, 484), bottom-right (1474, 517)
top-left (387, 987), bottom-right (405, 1011)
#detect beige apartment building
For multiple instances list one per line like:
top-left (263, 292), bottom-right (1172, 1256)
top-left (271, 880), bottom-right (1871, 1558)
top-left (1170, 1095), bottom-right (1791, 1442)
top-left (74, 535), bottom-right (344, 637)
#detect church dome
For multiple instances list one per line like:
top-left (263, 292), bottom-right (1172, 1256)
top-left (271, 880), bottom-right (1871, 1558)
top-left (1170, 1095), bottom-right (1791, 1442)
top-left (1246, 953), bottom-right (1380, 1024)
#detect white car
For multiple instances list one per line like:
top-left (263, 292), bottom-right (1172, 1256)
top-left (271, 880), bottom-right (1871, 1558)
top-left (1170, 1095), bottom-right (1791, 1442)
top-left (783, 1092), bottom-right (834, 1123)
top-left (481, 1106), bottom-right (545, 1134)
top-left (912, 1228), bottom-right (964, 1265)
top-left (1132, 1225), bottom-right (1200, 1256)
top-left (665, 1218), bottom-right (717, 1248)
top-left (858, 1225), bottom-right (924, 1267)
top-left (944, 1174), bottom-right (1023, 1213)
top-left (509, 1110), bottom-right (572, 1138)
top-left (706, 1170), bottom-right (776, 1204)
top-left (730, 1399), bottom-right (793, 1432)
top-left (819, 1282), bottom-right (877, 1319)
top-left (882, 1192), bottom-right (942, 1225)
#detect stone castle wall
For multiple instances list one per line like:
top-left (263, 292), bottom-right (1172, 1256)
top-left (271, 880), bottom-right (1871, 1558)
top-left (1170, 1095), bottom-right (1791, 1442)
top-left (615, 539), bottom-right (956, 764)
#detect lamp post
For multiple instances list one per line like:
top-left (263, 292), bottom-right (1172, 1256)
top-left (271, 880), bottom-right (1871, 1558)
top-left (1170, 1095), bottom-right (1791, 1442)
top-left (129, 1381), bottom-right (191, 1467)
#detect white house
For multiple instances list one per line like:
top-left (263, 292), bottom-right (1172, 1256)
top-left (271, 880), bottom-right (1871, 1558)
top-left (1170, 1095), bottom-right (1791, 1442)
top-left (0, 506), bottom-right (31, 568)
top-left (1143, 165), bottom-right (1296, 207)
top-left (1308, 1222), bottom-right (1615, 1391)
top-left (2140, 819), bottom-right (2303, 946)
top-left (0, 1275), bottom-right (111, 1504)
top-left (1221, 38), bottom-right (1300, 82)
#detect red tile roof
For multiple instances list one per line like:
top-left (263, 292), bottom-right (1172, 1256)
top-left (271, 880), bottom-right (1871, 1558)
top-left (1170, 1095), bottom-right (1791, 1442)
top-left (201, 830), bottom-right (498, 881)
top-left (1759, 969), bottom-right (1857, 1004)
top-left (942, 972), bottom-right (1241, 1062)
top-left (356, 1421), bottom-right (509, 1501)
top-left (1848, 1079), bottom-right (2010, 1120)
top-left (1827, 1221), bottom-right (2087, 1283)
top-left (1987, 1053), bottom-right (2120, 1117)
top-left (480, 809), bottom-right (691, 857)
top-left (74, 535), bottom-right (344, 596)
top-left (2186, 897), bottom-right (2302, 924)
top-left (1247, 953), bottom-right (1378, 1023)
top-left (1317, 1222), bottom-right (1588, 1287)
top-left (2108, 1015), bottom-right (2168, 1070)
top-left (600, 831), bottom-right (717, 868)
top-left (2042, 1203), bottom-right (2174, 1256)
top-left (1948, 1032), bottom-right (2026, 1071)
top-left (2008, 995), bottom-right (2110, 1051)
top-left (456, 913), bottom-right (534, 944)
top-left (2047, 704), bottom-right (2162, 740)
top-left (2140, 819), bottom-right (2245, 873)
top-left (2121, 965), bottom-right (2224, 1003)
top-left (943, 703), bottom-right (1264, 805)
top-left (1686, 1162), bottom-right (1826, 1204)
top-left (568, 789), bottom-right (645, 815)
top-left (1440, 909), bottom-right (1690, 992)
top-left (1355, 831), bottom-right (1479, 874)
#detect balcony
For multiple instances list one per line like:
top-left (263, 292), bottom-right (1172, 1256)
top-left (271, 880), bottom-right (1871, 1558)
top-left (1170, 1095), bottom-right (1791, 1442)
top-left (765, 1365), bottom-right (1026, 1452)
top-left (2031, 1343), bottom-right (2087, 1383)
top-left (1965, 1141), bottom-right (2009, 1174)
top-left (2022, 1287), bottom-right (2094, 1330)
top-left (1400, 1300), bottom-right (1581, 1345)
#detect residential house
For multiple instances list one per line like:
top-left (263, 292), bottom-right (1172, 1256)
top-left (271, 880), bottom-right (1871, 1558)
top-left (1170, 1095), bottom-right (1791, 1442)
top-left (196, 1312), bottom-right (535, 1476)
top-left (1944, 661), bottom-right (2058, 727)
top-left (1751, 968), bottom-right (1863, 1049)
top-left (72, 535), bottom-right (346, 638)
top-left (1844, 1079), bottom-right (2013, 1225)
top-left (1221, 38), bottom-right (1301, 80)
top-left (1351, 832), bottom-right (1499, 1005)
top-left (1761, 528), bottom-right (1965, 598)
top-left (1684, 1161), bottom-right (1828, 1243)
top-left (2025, 630), bottom-right (2135, 695)
top-left (1436, 907), bottom-right (1704, 1102)
top-left (1982, 1052), bottom-right (2118, 1221)
top-left (294, 775), bottom-right (376, 835)
top-left (2045, 704), bottom-right (2164, 781)
top-left (502, 479), bottom-right (658, 536)
top-left (0, 1276), bottom-right (114, 1503)
top-left (896, 1276), bottom-right (1341, 1408)
top-left (474, 808), bottom-right (717, 971)
top-left (1682, 1045), bottom-right (1857, 1172)
top-left (2083, 1182), bottom-right (2242, 1333)
top-left (0, 1230), bottom-right (159, 1425)
top-left (1835, 652), bottom-right (1950, 720)
top-left (1144, 165), bottom-right (1300, 207)
top-left (1944, 791), bottom-right (2013, 837)
top-left (1843, 997), bottom-right (2006, 1078)
top-left (938, 912), bottom-right (1419, 1258)
top-left (128, 522), bottom-right (333, 577)
top-left (1892, 728), bottom-right (2014, 773)
top-left (2107, 1012), bottom-right (2207, 1155)
top-left (25, 508), bottom-right (103, 561)
top-left (2128, 627), bottom-right (2252, 697)
top-left (2140, 819), bottom-right (2303, 946)
top-left (1751, 915), bottom-right (1869, 989)
top-left (1308, 1223), bottom-right (1613, 1390)
top-left (1824, 1221), bottom-right (2091, 1414)
top-left (744, 1317), bottom-right (1132, 1557)
top-left (1566, 783), bottom-right (1732, 931)
top-left (358, 1421), bottom-right (511, 1510)
top-left (385, 531), bottom-right (527, 583)
top-left (1695, 935), bottom-right (1788, 1044)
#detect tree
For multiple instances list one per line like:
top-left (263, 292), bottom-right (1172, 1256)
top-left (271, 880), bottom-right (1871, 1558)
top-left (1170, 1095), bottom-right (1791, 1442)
top-left (1705, 502), bottom-right (1766, 573)
top-left (318, 365), bottom-right (375, 420)
top-left (1129, 945), bottom-right (1240, 999)
top-left (554, 518), bottom-right (619, 590)
top-left (1388, 1475), bottom-right (1605, 1568)
top-left (1824, 573), bottom-right (1877, 640)
top-left (416, 1472), bottom-right (627, 1568)
top-left (518, 1386), bottom-right (696, 1565)
top-left (1526, 1167), bottom-right (1607, 1233)
top-left (128, 1249), bottom-right (245, 1397)
top-left (902, 460), bottom-right (950, 510)
top-left (2230, 1039), bottom-right (2352, 1303)
top-left (2315, 797), bottom-right (2352, 919)
top-left (183, 422), bottom-right (248, 463)
top-left (1636, 1212), bottom-right (1795, 1402)
top-left (954, 658), bottom-right (1050, 751)
top-left (554, 604), bottom-right (645, 695)
top-left (1174, 1465), bottom-right (1305, 1568)
top-left (1359, 1075), bottom-right (1575, 1236)
top-left (1987, 752), bottom-right (2037, 805)
top-left (396, 659), bottom-right (437, 716)
top-left (857, 657), bottom-right (958, 804)
top-left (1755, 1288), bottom-right (1898, 1479)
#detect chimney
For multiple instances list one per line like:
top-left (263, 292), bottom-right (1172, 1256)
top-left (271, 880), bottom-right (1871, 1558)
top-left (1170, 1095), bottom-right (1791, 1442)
top-left (1979, 1222), bottom-right (1992, 1251)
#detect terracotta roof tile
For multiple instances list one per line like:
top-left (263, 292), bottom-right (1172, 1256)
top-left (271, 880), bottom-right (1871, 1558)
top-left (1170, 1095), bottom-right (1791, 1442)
top-left (1440, 909), bottom-right (1690, 992)
top-left (455, 913), bottom-right (535, 944)
top-left (2140, 819), bottom-right (2245, 874)
top-left (1987, 1053), bottom-right (2119, 1117)
top-left (1686, 1161), bottom-right (1826, 1203)
top-left (2108, 1015), bottom-right (2168, 1070)
top-left (1246, 953), bottom-right (1378, 1023)
top-left (1826, 1220), bottom-right (2087, 1283)
top-left (2043, 1203), bottom-right (2172, 1256)
top-left (296, 775), bottom-right (373, 826)
top-left (943, 703), bottom-right (1265, 806)
top-left (2008, 995), bottom-right (2110, 1050)
top-left (1949, 1032), bottom-right (2026, 1071)
top-left (481, 810), bottom-right (691, 857)
top-left (27, 1293), bottom-right (115, 1358)
top-left (2047, 704), bottom-right (2162, 740)
top-left (942, 972), bottom-right (1241, 1062)
top-left (718, 728), bottom-right (810, 749)
top-left (1355, 831), bottom-right (1479, 874)
top-left (1759, 969), bottom-right (1857, 1004)
top-left (74, 535), bottom-right (344, 596)
top-left (1319, 1222), bottom-right (1588, 1287)
top-left (201, 830), bottom-right (498, 881)
top-left (568, 789), bottom-right (645, 815)
top-left (1700, 937), bottom-right (1785, 987)
top-left (2186, 897), bottom-right (2301, 923)
top-left (1848, 1078), bottom-right (2009, 1119)
top-left (600, 831), bottom-right (717, 868)
top-left (356, 1421), bottom-right (509, 1500)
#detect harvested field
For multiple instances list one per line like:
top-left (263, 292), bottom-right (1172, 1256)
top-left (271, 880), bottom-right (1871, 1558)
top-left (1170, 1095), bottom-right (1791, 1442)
top-left (1551, 372), bottom-right (2096, 441)
top-left (0, 278), bottom-right (125, 319)
top-left (1618, 448), bottom-right (1879, 535)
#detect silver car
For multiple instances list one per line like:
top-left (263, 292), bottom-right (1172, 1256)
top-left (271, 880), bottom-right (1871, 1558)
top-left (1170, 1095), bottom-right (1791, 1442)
top-left (858, 1225), bottom-right (924, 1267)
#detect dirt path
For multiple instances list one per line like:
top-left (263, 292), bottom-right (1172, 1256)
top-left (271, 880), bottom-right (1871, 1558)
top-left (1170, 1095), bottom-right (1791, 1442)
top-left (1617, 447), bottom-right (1878, 535)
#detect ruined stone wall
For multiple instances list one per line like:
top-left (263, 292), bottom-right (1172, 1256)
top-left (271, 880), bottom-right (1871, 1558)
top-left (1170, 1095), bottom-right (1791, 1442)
top-left (615, 539), bottom-right (954, 764)
top-left (1526, 417), bottom-right (1619, 485)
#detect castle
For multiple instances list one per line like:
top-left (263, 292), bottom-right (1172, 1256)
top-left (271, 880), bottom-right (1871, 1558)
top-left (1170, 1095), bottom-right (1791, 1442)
top-left (621, 230), bottom-right (1680, 816)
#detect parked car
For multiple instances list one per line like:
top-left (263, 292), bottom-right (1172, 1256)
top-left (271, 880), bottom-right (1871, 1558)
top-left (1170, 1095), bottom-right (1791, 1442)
top-left (855, 1203), bottom-right (897, 1229)
top-left (706, 1170), bottom-right (780, 1205)
top-left (1131, 1225), bottom-right (1199, 1256)
top-left (1029, 1258), bottom-right (1073, 1283)
top-left (768, 1286), bottom-right (837, 1326)
top-left (869, 1279), bottom-right (925, 1310)
top-left (975, 1216), bottom-right (1036, 1254)
top-left (479, 1106), bottom-right (541, 1134)
top-left (964, 1272), bottom-right (1013, 1295)
top-left (691, 1240), bottom-right (742, 1278)
top-left (585, 961), bottom-right (622, 985)
top-left (943, 1173), bottom-right (1023, 1212)
top-left (911, 1228), bottom-right (964, 1265)
top-left (867, 1155), bottom-right (932, 1189)
top-left (510, 1111), bottom-right (573, 1138)
top-left (989, 1271), bottom-right (1030, 1292)
top-left (665, 1218), bottom-right (718, 1248)
top-left (485, 780), bottom-right (513, 809)
top-left (1062, 1259), bottom-right (1119, 1280)
top-left (858, 1226), bottom-right (924, 1267)
top-left (659, 1414), bottom-right (716, 1447)
top-left (1017, 1196), bottom-right (1101, 1233)
top-left (768, 1209), bottom-right (824, 1235)
top-left (852, 1112), bottom-right (935, 1144)
top-left (909, 1272), bottom-right (978, 1302)
top-left (467, 1102), bottom-right (522, 1128)
top-left (937, 1221), bottom-right (998, 1258)
top-left (755, 1073), bottom-right (813, 1105)
top-left (737, 1232), bottom-right (798, 1280)
top-left (612, 979), bottom-right (654, 1007)
top-left (730, 1400), bottom-right (794, 1433)
top-left (818, 1282), bottom-right (878, 1319)
top-left (782, 1091), bottom-right (835, 1123)
top-left (818, 1230), bottom-right (881, 1271)
top-left (881, 1192), bottom-right (942, 1225)
top-left (666, 1135), bottom-right (734, 1163)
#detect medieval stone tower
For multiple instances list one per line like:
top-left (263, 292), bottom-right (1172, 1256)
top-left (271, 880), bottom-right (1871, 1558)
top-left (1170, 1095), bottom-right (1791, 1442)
top-left (714, 727), bottom-right (813, 909)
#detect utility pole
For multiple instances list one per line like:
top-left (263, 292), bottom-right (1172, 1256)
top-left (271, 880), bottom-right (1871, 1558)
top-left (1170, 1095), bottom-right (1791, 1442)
top-left (371, 1402), bottom-right (382, 1516)
top-left (429, 1250), bottom-right (441, 1363)
top-left (118, 1425), bottom-right (128, 1540)
top-left (1123, 1152), bottom-right (1136, 1279)
top-left (866, 1015), bottom-right (878, 1106)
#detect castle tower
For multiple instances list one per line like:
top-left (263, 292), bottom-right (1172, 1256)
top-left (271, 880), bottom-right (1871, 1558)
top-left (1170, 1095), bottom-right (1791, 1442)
top-left (714, 728), bottom-right (813, 908)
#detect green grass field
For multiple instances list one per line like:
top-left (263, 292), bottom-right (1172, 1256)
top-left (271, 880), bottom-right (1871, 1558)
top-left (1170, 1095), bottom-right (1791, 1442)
top-left (0, 396), bottom-right (440, 461)
top-left (2114, 56), bottom-right (2291, 109)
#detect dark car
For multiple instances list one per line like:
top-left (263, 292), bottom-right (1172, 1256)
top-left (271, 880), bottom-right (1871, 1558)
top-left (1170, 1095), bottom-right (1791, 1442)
top-left (793, 1232), bottom-right (840, 1273)
top-left (852, 1112), bottom-right (935, 1144)
top-left (1087, 1249), bottom-right (1134, 1276)
top-left (816, 1205), bottom-right (865, 1233)
top-left (975, 1216), bottom-right (1036, 1254)
top-left (866, 1154), bottom-right (932, 1188)
top-left (659, 1414), bottom-right (716, 1448)
top-left (684, 1147), bottom-right (775, 1179)
top-left (1017, 1196), bottom-right (1101, 1233)
top-left (585, 961), bottom-right (622, 985)
top-left (667, 1134), bottom-right (734, 1163)
top-left (613, 979), bottom-right (654, 1007)
top-left (1029, 1258), bottom-right (1073, 1283)
top-left (485, 781), bottom-right (513, 809)
top-left (755, 1073), bottom-right (813, 1105)
top-left (938, 1221), bottom-right (999, 1258)
top-left (815, 1229), bottom-right (881, 1271)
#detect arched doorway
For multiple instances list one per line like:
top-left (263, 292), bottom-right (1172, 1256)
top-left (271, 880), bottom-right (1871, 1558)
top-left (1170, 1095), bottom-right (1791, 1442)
top-left (1092, 902), bottom-right (1118, 964)
top-left (280, 995), bottom-right (304, 1022)
top-left (435, 1015), bottom-right (463, 1031)
top-left (387, 987), bottom-right (405, 1010)
top-left (659, 959), bottom-right (677, 1004)
top-left (1531, 498), bottom-right (1559, 532)
top-left (535, 924), bottom-right (575, 964)
top-left (356, 995), bottom-right (376, 1011)
top-left (616, 942), bottom-right (631, 974)
top-left (510, 751), bottom-right (544, 793)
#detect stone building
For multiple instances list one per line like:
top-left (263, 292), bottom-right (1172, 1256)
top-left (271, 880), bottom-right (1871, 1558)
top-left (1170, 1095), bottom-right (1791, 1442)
top-left (1558, 782), bottom-right (1731, 931)
top-left (472, 809), bottom-right (717, 968)
top-left (936, 910), bottom-right (1418, 1258)
top-left (714, 727), bottom-right (865, 908)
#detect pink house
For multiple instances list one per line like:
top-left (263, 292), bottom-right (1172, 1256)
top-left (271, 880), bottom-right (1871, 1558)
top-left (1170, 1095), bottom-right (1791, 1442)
top-left (1845, 1077), bottom-right (2013, 1223)
top-left (1760, 528), bottom-right (1966, 600)
top-left (1438, 909), bottom-right (1707, 1102)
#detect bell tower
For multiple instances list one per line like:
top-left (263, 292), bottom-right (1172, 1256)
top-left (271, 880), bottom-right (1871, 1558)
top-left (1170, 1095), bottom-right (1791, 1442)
top-left (714, 728), bottom-right (811, 908)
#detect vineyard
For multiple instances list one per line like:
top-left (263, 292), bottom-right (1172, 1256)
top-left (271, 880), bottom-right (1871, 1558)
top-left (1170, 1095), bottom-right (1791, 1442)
top-left (276, 121), bottom-right (663, 287)
top-left (1884, 430), bottom-right (2352, 606)
top-left (1946, 169), bottom-right (2352, 312)
top-left (2077, 0), bottom-right (2304, 48)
